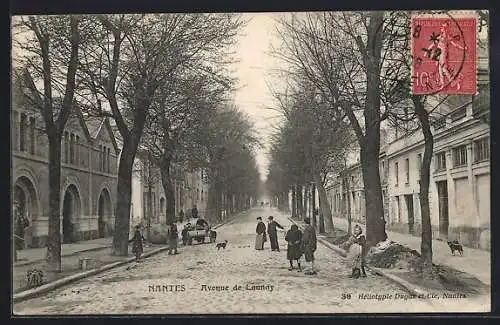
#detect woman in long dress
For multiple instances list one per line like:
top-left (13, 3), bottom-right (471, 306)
top-left (255, 217), bottom-right (266, 250)
top-left (129, 225), bottom-right (146, 262)
top-left (346, 224), bottom-right (367, 278)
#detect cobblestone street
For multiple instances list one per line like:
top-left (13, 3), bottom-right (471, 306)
top-left (13, 208), bottom-right (488, 315)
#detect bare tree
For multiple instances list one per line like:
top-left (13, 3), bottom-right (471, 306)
top-left (13, 16), bottom-right (81, 271)
top-left (78, 13), bottom-right (243, 255)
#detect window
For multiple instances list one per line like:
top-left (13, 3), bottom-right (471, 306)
top-left (64, 132), bottom-right (70, 163)
top-left (394, 162), bottom-right (399, 186)
top-left (201, 189), bottom-right (204, 202)
top-left (474, 138), bottom-right (490, 162)
top-left (405, 158), bottom-right (409, 184)
top-left (433, 117), bottom-right (446, 130)
top-left (75, 135), bottom-right (80, 165)
top-left (70, 133), bottom-right (75, 164)
top-left (395, 196), bottom-right (400, 223)
top-left (450, 107), bottom-right (467, 121)
top-left (102, 146), bottom-right (106, 172)
top-left (29, 117), bottom-right (35, 155)
top-left (107, 147), bottom-right (111, 173)
top-left (20, 113), bottom-right (27, 152)
top-left (436, 152), bottom-right (446, 171)
top-left (99, 145), bottom-right (103, 171)
top-left (453, 145), bottom-right (467, 167)
top-left (416, 153), bottom-right (422, 180)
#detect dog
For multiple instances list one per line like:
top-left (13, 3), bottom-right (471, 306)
top-left (216, 240), bottom-right (228, 250)
top-left (447, 240), bottom-right (464, 256)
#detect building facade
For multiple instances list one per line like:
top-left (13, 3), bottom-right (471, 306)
top-left (11, 87), bottom-right (119, 248)
top-left (327, 97), bottom-right (490, 250)
top-left (129, 154), bottom-right (209, 228)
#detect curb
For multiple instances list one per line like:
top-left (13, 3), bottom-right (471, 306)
top-left (14, 218), bottom-right (236, 303)
top-left (287, 217), bottom-right (430, 297)
top-left (14, 245), bottom-right (112, 267)
top-left (13, 246), bottom-right (169, 303)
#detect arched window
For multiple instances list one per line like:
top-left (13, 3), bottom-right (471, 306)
top-left (64, 132), bottom-right (70, 163)
top-left (20, 113), bottom-right (27, 152)
top-left (29, 117), bottom-right (35, 155)
top-left (75, 135), bottom-right (80, 165)
top-left (70, 133), bottom-right (75, 164)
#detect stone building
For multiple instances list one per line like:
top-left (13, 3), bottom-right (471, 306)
top-left (326, 90), bottom-right (490, 250)
top-left (128, 150), bottom-right (209, 228)
top-left (11, 86), bottom-right (119, 248)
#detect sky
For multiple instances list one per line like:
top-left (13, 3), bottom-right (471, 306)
top-left (232, 13), bottom-right (284, 182)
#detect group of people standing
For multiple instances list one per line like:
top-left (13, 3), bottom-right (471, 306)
top-left (255, 216), bottom-right (318, 275)
top-left (255, 216), bottom-right (367, 278)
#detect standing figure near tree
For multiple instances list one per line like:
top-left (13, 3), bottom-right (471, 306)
top-left (285, 224), bottom-right (303, 271)
top-left (255, 217), bottom-right (267, 250)
top-left (13, 203), bottom-right (29, 250)
top-left (167, 223), bottom-right (179, 255)
top-left (346, 224), bottom-right (367, 278)
top-left (301, 217), bottom-right (317, 275)
top-left (129, 225), bottom-right (146, 262)
top-left (267, 216), bottom-right (284, 252)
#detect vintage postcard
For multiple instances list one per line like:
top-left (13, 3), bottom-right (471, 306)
top-left (11, 10), bottom-right (490, 315)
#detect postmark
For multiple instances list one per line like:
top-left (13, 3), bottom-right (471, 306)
top-left (411, 11), bottom-right (478, 95)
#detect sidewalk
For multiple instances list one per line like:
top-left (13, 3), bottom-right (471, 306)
top-left (15, 237), bottom-right (112, 267)
top-left (332, 217), bottom-right (491, 285)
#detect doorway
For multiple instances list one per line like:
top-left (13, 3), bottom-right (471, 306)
top-left (98, 189), bottom-right (112, 238)
top-left (62, 185), bottom-right (80, 243)
top-left (436, 181), bottom-right (449, 238)
top-left (405, 195), bottom-right (415, 234)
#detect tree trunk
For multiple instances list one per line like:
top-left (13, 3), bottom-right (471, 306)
top-left (147, 183), bottom-right (153, 239)
top-left (318, 193), bottom-right (325, 234)
top-left (346, 177), bottom-right (352, 235)
top-left (413, 96), bottom-right (433, 276)
top-left (112, 144), bottom-right (136, 256)
top-left (313, 172), bottom-right (334, 233)
top-left (297, 184), bottom-right (303, 220)
top-left (291, 186), bottom-right (297, 218)
top-left (311, 183), bottom-right (317, 230)
top-left (46, 133), bottom-right (62, 272)
top-left (160, 155), bottom-right (175, 225)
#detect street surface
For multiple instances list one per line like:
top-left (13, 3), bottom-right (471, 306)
top-left (13, 208), bottom-right (488, 314)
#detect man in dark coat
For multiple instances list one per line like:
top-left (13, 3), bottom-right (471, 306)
top-left (191, 206), bottom-right (198, 219)
top-left (302, 217), bottom-right (317, 275)
top-left (267, 216), bottom-right (284, 252)
top-left (285, 224), bottom-right (303, 271)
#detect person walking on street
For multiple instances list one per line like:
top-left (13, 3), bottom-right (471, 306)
top-left (167, 223), bottom-right (179, 255)
top-left (181, 223), bottom-right (191, 246)
top-left (255, 217), bottom-right (267, 250)
top-left (346, 224), bottom-right (367, 278)
top-left (285, 224), bottom-right (303, 271)
top-left (191, 205), bottom-right (198, 219)
top-left (302, 218), bottom-right (317, 275)
top-left (129, 225), bottom-right (146, 262)
top-left (267, 216), bottom-right (284, 252)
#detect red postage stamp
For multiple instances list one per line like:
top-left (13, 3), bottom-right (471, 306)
top-left (411, 13), bottom-right (477, 95)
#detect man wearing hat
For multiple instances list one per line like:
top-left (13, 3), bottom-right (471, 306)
top-left (301, 217), bottom-right (317, 275)
top-left (267, 216), bottom-right (284, 252)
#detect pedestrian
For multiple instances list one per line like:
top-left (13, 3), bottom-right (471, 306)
top-left (13, 204), bottom-right (29, 250)
top-left (178, 209), bottom-right (185, 223)
top-left (191, 205), bottom-right (198, 219)
top-left (267, 216), bottom-right (284, 252)
top-left (255, 217), bottom-right (267, 250)
top-left (285, 224), bottom-right (303, 271)
top-left (346, 224), bottom-right (367, 278)
top-left (301, 217), bottom-right (317, 275)
top-left (181, 223), bottom-right (190, 246)
top-left (167, 223), bottom-right (179, 255)
top-left (129, 225), bottom-right (146, 262)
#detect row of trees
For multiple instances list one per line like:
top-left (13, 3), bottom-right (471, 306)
top-left (266, 11), bottom-right (488, 276)
top-left (13, 13), bottom-right (261, 272)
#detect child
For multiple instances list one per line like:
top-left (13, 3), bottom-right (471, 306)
top-left (129, 225), bottom-right (146, 262)
top-left (167, 223), bottom-right (179, 255)
top-left (347, 224), bottom-right (367, 278)
top-left (285, 224), bottom-right (303, 271)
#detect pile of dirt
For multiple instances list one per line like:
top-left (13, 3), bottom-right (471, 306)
top-left (366, 240), bottom-right (421, 271)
